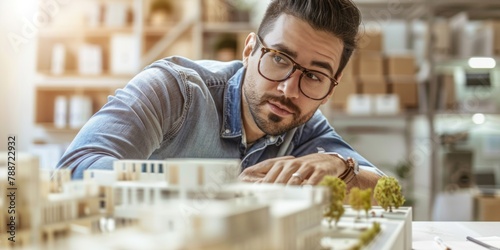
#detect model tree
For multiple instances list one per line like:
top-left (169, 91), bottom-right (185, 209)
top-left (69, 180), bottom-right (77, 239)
top-left (356, 222), bottom-right (381, 249)
top-left (361, 188), bottom-right (372, 218)
top-left (349, 187), bottom-right (362, 219)
top-left (373, 176), bottom-right (405, 212)
top-left (319, 176), bottom-right (346, 227)
top-left (349, 187), bottom-right (373, 219)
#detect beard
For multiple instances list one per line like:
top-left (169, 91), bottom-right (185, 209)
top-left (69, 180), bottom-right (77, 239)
top-left (243, 73), bottom-right (317, 136)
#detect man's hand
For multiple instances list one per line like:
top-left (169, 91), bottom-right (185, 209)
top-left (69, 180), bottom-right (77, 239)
top-left (239, 153), bottom-right (347, 185)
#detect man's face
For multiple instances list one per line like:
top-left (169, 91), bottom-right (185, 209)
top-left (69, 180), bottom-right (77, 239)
top-left (242, 14), bottom-right (344, 136)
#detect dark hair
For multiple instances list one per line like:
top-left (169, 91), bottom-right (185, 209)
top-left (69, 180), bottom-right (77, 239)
top-left (256, 0), bottom-right (361, 79)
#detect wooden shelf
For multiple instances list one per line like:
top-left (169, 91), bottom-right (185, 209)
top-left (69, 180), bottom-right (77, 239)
top-left (34, 88), bottom-right (112, 125)
top-left (354, 0), bottom-right (500, 20)
top-left (435, 111), bottom-right (500, 116)
top-left (144, 25), bottom-right (174, 36)
top-left (35, 72), bottom-right (133, 87)
top-left (84, 26), bottom-right (135, 36)
top-left (31, 0), bottom-right (259, 141)
top-left (202, 22), bottom-right (255, 33)
top-left (434, 57), bottom-right (500, 68)
top-left (39, 26), bottom-right (136, 37)
top-left (36, 123), bottom-right (82, 133)
top-left (328, 111), bottom-right (423, 120)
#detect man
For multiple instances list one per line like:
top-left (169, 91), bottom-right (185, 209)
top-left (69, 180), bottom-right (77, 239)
top-left (57, 0), bottom-right (384, 189)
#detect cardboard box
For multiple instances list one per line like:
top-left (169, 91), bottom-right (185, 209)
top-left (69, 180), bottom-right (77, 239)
top-left (392, 77), bottom-right (419, 109)
top-left (341, 55), bottom-right (357, 79)
top-left (389, 75), bottom-right (417, 85)
top-left (358, 31), bottom-right (383, 52)
top-left (347, 94), bottom-right (372, 115)
top-left (359, 75), bottom-right (386, 85)
top-left (385, 54), bottom-right (416, 76)
top-left (476, 21), bottom-right (500, 57)
top-left (374, 94), bottom-right (400, 115)
top-left (494, 21), bottom-right (500, 56)
top-left (330, 75), bottom-right (358, 109)
top-left (357, 52), bottom-right (384, 77)
top-left (449, 12), bottom-right (472, 58)
top-left (432, 20), bottom-right (451, 55)
top-left (439, 74), bottom-right (456, 109)
top-left (475, 195), bottom-right (500, 221)
top-left (357, 52), bottom-right (385, 84)
top-left (360, 82), bottom-right (387, 95)
top-left (475, 23), bottom-right (492, 57)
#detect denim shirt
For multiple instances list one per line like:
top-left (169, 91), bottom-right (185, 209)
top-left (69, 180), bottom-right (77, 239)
top-left (57, 56), bottom-right (380, 179)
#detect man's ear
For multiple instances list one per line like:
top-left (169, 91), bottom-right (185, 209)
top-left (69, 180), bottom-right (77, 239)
top-left (320, 71), bottom-right (343, 105)
top-left (242, 32), bottom-right (257, 67)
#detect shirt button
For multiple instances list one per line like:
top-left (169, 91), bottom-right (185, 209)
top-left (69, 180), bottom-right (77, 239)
top-left (225, 129), bottom-right (230, 134)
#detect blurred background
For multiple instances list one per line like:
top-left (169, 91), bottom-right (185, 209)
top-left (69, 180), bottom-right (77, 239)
top-left (0, 0), bottom-right (499, 221)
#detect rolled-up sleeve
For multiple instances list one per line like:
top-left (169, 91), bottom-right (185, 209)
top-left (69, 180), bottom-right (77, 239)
top-left (56, 63), bottom-right (188, 179)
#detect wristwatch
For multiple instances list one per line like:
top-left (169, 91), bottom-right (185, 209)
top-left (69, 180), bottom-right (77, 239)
top-left (316, 147), bottom-right (360, 175)
top-left (328, 153), bottom-right (359, 175)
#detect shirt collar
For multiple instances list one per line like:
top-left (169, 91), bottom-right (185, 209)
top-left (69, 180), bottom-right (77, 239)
top-left (221, 67), bottom-right (286, 146)
top-left (221, 67), bottom-right (245, 138)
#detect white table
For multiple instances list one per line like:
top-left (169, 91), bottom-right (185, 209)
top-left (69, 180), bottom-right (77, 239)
top-left (413, 222), bottom-right (500, 250)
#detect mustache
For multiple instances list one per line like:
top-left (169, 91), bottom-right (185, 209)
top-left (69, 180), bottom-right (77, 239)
top-left (261, 94), bottom-right (300, 114)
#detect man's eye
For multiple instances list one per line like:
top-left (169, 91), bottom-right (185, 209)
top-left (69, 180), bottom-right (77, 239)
top-left (273, 55), bottom-right (287, 64)
top-left (305, 72), bottom-right (321, 81)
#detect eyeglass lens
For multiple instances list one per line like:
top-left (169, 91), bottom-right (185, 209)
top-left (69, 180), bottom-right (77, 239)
top-left (259, 50), bottom-right (332, 100)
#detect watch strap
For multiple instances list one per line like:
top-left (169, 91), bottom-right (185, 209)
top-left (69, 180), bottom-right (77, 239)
top-left (316, 151), bottom-right (359, 186)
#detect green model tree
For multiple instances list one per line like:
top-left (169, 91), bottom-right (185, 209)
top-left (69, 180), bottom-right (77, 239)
top-left (373, 176), bottom-right (405, 212)
top-left (350, 222), bottom-right (381, 250)
top-left (319, 176), bottom-right (346, 227)
top-left (349, 187), bottom-right (362, 219)
top-left (349, 187), bottom-right (373, 219)
top-left (361, 188), bottom-right (372, 218)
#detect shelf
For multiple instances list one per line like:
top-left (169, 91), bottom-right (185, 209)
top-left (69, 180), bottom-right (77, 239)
top-left (354, 0), bottom-right (427, 20)
top-left (434, 57), bottom-right (500, 68)
top-left (336, 126), bottom-right (408, 134)
top-left (202, 22), bottom-right (255, 33)
top-left (323, 110), bottom-right (420, 134)
top-left (355, 0), bottom-right (500, 20)
top-left (328, 111), bottom-right (423, 120)
top-left (434, 111), bottom-right (500, 116)
top-left (34, 88), bottom-right (111, 126)
top-left (39, 26), bottom-right (136, 37)
top-left (354, 0), bottom-right (423, 7)
top-left (84, 27), bottom-right (135, 37)
top-left (32, 1), bottom-right (258, 141)
top-left (144, 25), bottom-right (174, 36)
top-left (431, 0), bottom-right (500, 19)
top-left (35, 72), bottom-right (133, 87)
top-left (36, 123), bottom-right (82, 133)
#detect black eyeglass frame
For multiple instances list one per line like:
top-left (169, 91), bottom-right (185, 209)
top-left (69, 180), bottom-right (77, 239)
top-left (255, 36), bottom-right (339, 100)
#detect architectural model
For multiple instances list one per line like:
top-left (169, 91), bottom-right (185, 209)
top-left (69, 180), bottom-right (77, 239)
top-left (0, 154), bottom-right (412, 250)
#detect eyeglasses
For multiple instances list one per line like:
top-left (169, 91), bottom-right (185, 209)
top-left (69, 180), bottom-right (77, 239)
top-left (255, 36), bottom-right (339, 100)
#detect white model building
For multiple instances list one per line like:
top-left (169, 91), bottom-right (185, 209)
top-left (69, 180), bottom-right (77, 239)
top-left (220, 183), bottom-right (329, 250)
top-left (0, 156), bottom-right (413, 250)
top-left (0, 153), bottom-right (41, 249)
top-left (81, 159), bottom-right (329, 250)
top-left (0, 154), bottom-right (101, 250)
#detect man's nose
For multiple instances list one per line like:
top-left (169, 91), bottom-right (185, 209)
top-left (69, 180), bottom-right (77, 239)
top-left (277, 71), bottom-right (301, 99)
